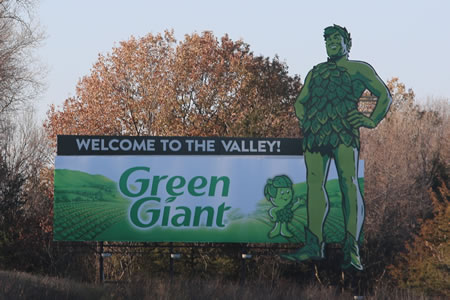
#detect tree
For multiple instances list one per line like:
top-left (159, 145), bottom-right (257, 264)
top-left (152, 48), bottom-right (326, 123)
top-left (359, 81), bottom-right (449, 285)
top-left (0, 0), bottom-right (44, 117)
top-left (45, 31), bottom-right (301, 140)
top-left (0, 112), bottom-right (52, 270)
top-left (42, 30), bottom-right (302, 281)
top-left (389, 170), bottom-right (449, 297)
top-left (0, 154), bottom-right (25, 225)
top-left (386, 77), bottom-right (415, 112)
top-left (0, 0), bottom-right (50, 272)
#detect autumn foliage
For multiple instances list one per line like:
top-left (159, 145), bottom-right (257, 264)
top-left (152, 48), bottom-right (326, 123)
top-left (388, 169), bottom-right (449, 296)
top-left (42, 31), bottom-right (449, 294)
top-left (358, 92), bottom-right (449, 294)
top-left (1, 24), bottom-right (449, 296)
top-left (45, 31), bottom-right (301, 141)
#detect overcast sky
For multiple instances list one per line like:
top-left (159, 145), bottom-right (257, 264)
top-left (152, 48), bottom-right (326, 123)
top-left (36, 0), bottom-right (450, 121)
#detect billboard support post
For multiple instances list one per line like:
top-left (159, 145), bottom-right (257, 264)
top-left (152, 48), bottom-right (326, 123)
top-left (169, 242), bottom-right (174, 281)
top-left (98, 241), bottom-right (104, 283)
top-left (240, 244), bottom-right (247, 285)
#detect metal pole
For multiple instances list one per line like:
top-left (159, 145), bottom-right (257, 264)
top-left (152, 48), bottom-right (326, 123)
top-left (190, 246), bottom-right (195, 275)
top-left (169, 242), bottom-right (174, 281)
top-left (99, 241), bottom-right (104, 283)
top-left (240, 244), bottom-right (246, 285)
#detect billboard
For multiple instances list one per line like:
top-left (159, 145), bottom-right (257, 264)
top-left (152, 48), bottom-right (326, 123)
top-left (54, 135), bottom-right (363, 243)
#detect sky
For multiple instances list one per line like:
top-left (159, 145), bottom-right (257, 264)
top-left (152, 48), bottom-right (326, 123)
top-left (36, 0), bottom-right (450, 121)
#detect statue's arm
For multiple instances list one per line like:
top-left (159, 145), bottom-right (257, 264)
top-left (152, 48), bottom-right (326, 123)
top-left (348, 62), bottom-right (392, 128)
top-left (363, 64), bottom-right (392, 126)
top-left (294, 70), bottom-right (313, 124)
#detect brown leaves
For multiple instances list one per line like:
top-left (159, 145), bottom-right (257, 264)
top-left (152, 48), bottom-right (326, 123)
top-left (386, 77), bottom-right (416, 112)
top-left (45, 31), bottom-right (301, 142)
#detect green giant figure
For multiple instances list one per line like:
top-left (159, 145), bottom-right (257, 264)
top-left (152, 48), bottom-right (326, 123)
top-left (282, 25), bottom-right (392, 270)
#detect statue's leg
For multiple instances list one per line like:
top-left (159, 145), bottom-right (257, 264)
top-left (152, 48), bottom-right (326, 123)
top-left (333, 145), bottom-right (364, 240)
top-left (305, 150), bottom-right (331, 243)
top-left (333, 145), bottom-right (364, 270)
top-left (281, 150), bottom-right (330, 262)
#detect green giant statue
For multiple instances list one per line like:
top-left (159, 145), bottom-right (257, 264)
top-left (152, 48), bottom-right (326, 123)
top-left (282, 25), bottom-right (392, 270)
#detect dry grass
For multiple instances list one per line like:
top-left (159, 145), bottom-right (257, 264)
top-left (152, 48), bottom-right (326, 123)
top-left (0, 270), bottom-right (441, 300)
top-left (111, 277), bottom-right (342, 300)
top-left (0, 270), bottom-right (107, 300)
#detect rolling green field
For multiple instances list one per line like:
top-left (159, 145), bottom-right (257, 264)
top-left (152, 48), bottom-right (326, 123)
top-left (54, 169), bottom-right (363, 243)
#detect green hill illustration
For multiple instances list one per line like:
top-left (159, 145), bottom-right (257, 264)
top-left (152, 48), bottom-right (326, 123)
top-left (54, 169), bottom-right (128, 203)
top-left (54, 169), bottom-right (129, 241)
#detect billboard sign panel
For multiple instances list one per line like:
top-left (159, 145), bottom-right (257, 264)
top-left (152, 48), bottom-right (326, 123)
top-left (54, 135), bottom-right (363, 243)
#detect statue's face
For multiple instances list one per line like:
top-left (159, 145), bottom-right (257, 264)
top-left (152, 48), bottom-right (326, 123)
top-left (326, 31), bottom-right (347, 58)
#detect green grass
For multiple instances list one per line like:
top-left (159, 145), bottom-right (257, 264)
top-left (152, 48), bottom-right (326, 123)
top-left (54, 202), bottom-right (128, 241)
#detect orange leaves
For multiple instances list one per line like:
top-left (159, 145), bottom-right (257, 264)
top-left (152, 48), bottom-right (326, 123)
top-left (389, 175), bottom-right (449, 296)
top-left (45, 31), bottom-right (301, 142)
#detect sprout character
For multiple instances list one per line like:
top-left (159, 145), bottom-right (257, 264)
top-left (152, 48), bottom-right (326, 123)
top-left (264, 175), bottom-right (301, 238)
